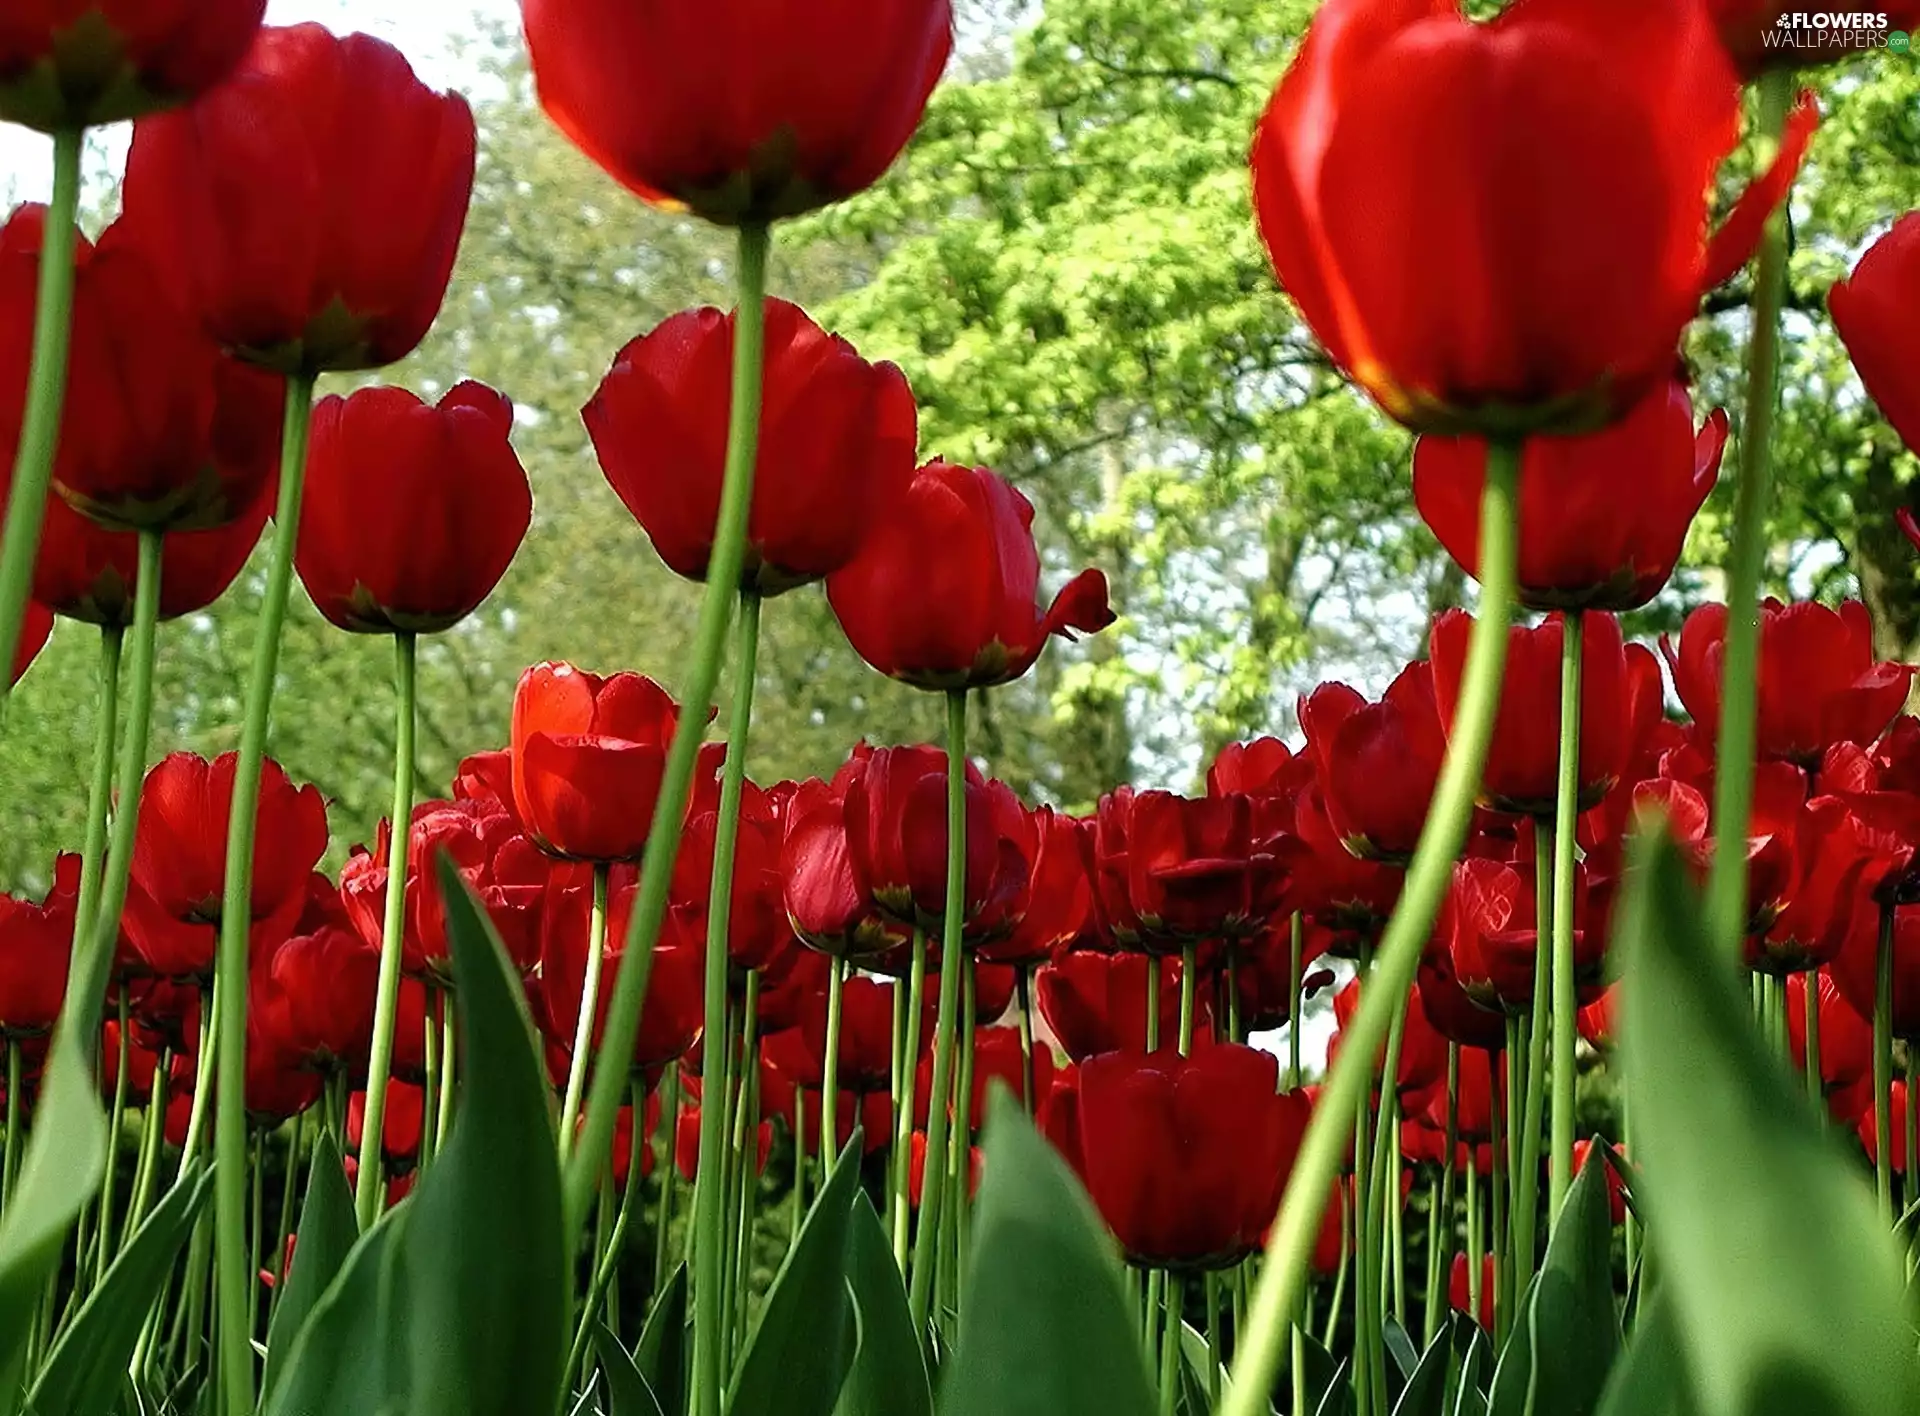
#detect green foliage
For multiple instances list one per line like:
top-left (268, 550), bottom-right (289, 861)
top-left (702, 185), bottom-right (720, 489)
top-left (261, 1131), bottom-right (359, 1405)
top-left (835, 1196), bottom-right (932, 1416)
top-left (938, 1092), bottom-right (1154, 1416)
top-left (1617, 831), bottom-right (1920, 1416)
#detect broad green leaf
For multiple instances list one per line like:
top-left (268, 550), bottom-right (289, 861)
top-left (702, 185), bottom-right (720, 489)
top-left (0, 1032), bottom-right (108, 1408)
top-left (1595, 1291), bottom-right (1694, 1416)
top-left (836, 1194), bottom-right (931, 1416)
top-left (726, 1128), bottom-right (862, 1416)
top-left (262, 1130), bottom-right (357, 1403)
top-left (23, 1164), bottom-right (210, 1416)
top-left (1384, 1318), bottom-right (1421, 1383)
top-left (592, 1323), bottom-right (665, 1416)
top-left (1297, 1331), bottom-right (1345, 1413)
top-left (395, 861), bottom-right (568, 1413)
top-left (1314, 1360), bottom-right (1356, 1416)
top-left (1618, 832), bottom-right (1920, 1415)
top-left (1393, 1325), bottom-right (1456, 1416)
top-left (1450, 1320), bottom-right (1490, 1416)
top-left (939, 1094), bottom-right (1154, 1416)
top-left (1178, 1321), bottom-right (1231, 1409)
top-left (260, 1207), bottom-right (412, 1416)
top-left (635, 1264), bottom-right (688, 1415)
top-left (1485, 1152), bottom-right (1618, 1416)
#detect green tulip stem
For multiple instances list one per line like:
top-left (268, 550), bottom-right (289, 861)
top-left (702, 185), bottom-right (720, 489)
top-left (0, 126), bottom-right (82, 721)
top-left (1178, 942), bottom-right (1198, 1055)
top-left (1514, 829), bottom-right (1552, 1281)
top-left (1706, 69), bottom-right (1795, 959)
top-left (1016, 964), bottom-right (1036, 1118)
top-left (689, 586), bottom-right (763, 1413)
top-left (1, 1041), bottom-right (19, 1210)
top-left (91, 988), bottom-right (132, 1287)
top-left (1222, 440), bottom-right (1519, 1416)
top-left (568, 221), bottom-right (771, 1244)
top-left (655, 1067), bottom-right (680, 1296)
top-left (893, 930), bottom-right (929, 1269)
top-left (567, 1078), bottom-right (651, 1381)
top-left (120, 1048), bottom-right (167, 1252)
top-left (435, 988), bottom-right (456, 1150)
top-left (1288, 912), bottom-right (1304, 1084)
top-left (1145, 952), bottom-right (1162, 1053)
top-left (1548, 611), bottom-right (1582, 1227)
top-left (212, 369), bottom-right (315, 1416)
top-left (558, 863), bottom-right (612, 1164)
top-left (819, 956), bottom-right (845, 1187)
top-left (1465, 1159), bottom-right (1483, 1325)
top-left (71, 627), bottom-right (124, 955)
top-left (1157, 1277), bottom-right (1184, 1416)
top-left (908, 688), bottom-right (971, 1341)
top-left (1877, 900), bottom-right (1896, 1227)
top-left (356, 629), bottom-right (418, 1228)
top-left (1805, 967), bottom-right (1823, 1106)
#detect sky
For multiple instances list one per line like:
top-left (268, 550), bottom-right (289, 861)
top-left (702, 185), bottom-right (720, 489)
top-left (0, 1), bottom-right (513, 204)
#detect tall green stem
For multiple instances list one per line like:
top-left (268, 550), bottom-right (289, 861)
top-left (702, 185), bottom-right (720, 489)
top-left (819, 957), bottom-right (845, 1185)
top-left (1804, 968), bottom-right (1823, 1106)
top-left (1548, 613), bottom-right (1582, 1226)
top-left (1223, 442), bottom-right (1521, 1416)
top-left (1178, 943), bottom-right (1197, 1055)
top-left (690, 590), bottom-right (763, 1416)
top-left (1706, 70), bottom-right (1794, 958)
top-left (355, 631), bottom-right (416, 1228)
top-left (2, 1042), bottom-right (19, 1209)
top-left (1157, 1278), bottom-right (1184, 1416)
top-left (893, 931), bottom-right (929, 1269)
top-left (71, 628), bottom-right (123, 954)
top-left (558, 863), bottom-right (612, 1162)
top-left (212, 372), bottom-right (315, 1416)
top-left (908, 689), bottom-right (971, 1339)
top-left (569, 223), bottom-right (771, 1245)
top-left (1877, 901), bottom-right (1896, 1227)
top-left (1287, 912), bottom-right (1304, 1085)
top-left (1515, 831), bottom-right (1552, 1279)
top-left (0, 127), bottom-right (82, 717)
top-left (90, 989), bottom-right (130, 1285)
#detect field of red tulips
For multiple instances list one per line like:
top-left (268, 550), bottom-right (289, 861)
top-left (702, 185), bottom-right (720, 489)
top-left (3, 2), bottom-right (1920, 1415)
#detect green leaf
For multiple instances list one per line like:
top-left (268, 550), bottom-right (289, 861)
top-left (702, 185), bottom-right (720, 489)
top-left (1595, 1291), bottom-right (1694, 1416)
top-left (836, 1194), bottom-right (931, 1416)
top-left (1618, 831), bottom-right (1920, 1415)
top-left (635, 1264), bottom-right (688, 1416)
top-left (939, 1093), bottom-right (1154, 1416)
top-left (1298, 1331), bottom-right (1346, 1414)
top-left (23, 1164), bottom-right (210, 1416)
top-left (1178, 1321), bottom-right (1231, 1409)
top-left (592, 1323), bottom-right (665, 1416)
top-left (1450, 1322), bottom-right (1489, 1416)
top-left (725, 1127), bottom-right (862, 1416)
top-left (1314, 1360), bottom-right (1356, 1416)
top-left (265, 862), bottom-right (568, 1415)
top-left (0, 1032), bottom-right (108, 1406)
top-left (1486, 1150), bottom-right (1619, 1416)
top-left (394, 860), bottom-right (568, 1413)
top-left (1384, 1318), bottom-right (1422, 1383)
top-left (262, 1130), bottom-right (357, 1404)
top-left (1393, 1325), bottom-right (1456, 1416)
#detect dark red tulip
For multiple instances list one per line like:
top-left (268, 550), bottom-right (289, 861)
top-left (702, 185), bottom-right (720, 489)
top-left (129, 750), bottom-right (328, 926)
top-left (781, 765), bottom-right (905, 962)
top-left (1330, 978), bottom-right (1449, 1101)
top-left (1064, 1045), bottom-right (1310, 1270)
top-left (1433, 611), bottom-right (1635, 815)
top-left (243, 1016), bottom-right (321, 1125)
top-left (1638, 754), bottom-right (1816, 938)
top-left (977, 808), bottom-right (1093, 966)
top-left (120, 25), bottom-right (475, 374)
top-left (1859, 1083), bottom-right (1913, 1172)
top-left (676, 1106), bottom-right (771, 1181)
top-left (33, 481), bottom-right (266, 626)
top-left (1831, 902), bottom-right (1920, 1044)
top-left (1710, 2), bottom-right (1920, 75)
top-left (99, 1019), bottom-right (162, 1106)
top-left (671, 777), bottom-right (792, 973)
top-left (1250, 0), bottom-right (1814, 434)
top-left (1284, 784), bottom-right (1404, 943)
top-left (347, 1080), bottom-right (424, 1171)
top-left (0, 0), bottom-right (265, 129)
top-left (1440, 851), bottom-right (1605, 1014)
top-left (1408, 1043), bottom-right (1502, 1147)
top-left (1121, 790), bottom-right (1282, 945)
top-left (844, 744), bottom-right (1033, 941)
top-left (1300, 662), bottom-right (1445, 862)
top-left (797, 975), bottom-right (909, 1095)
top-left (1787, 970), bottom-right (1874, 1119)
top-left (534, 872), bottom-right (703, 1073)
top-left (587, 300), bottom-right (918, 595)
top-left (914, 1025), bottom-right (1055, 1129)
top-left (1233, 934), bottom-right (1336, 1036)
top-left (451, 749), bottom-right (518, 825)
top-left (1571, 1140), bottom-right (1630, 1226)
top-left (11, 600), bottom-right (49, 684)
top-left (1417, 944), bottom-right (1506, 1053)
top-left (296, 381), bottom-right (531, 634)
top-left (1747, 797), bottom-right (1880, 976)
top-left (1450, 1253), bottom-right (1496, 1332)
top-left (1668, 600), bottom-right (1915, 767)
top-left (1413, 379), bottom-right (1728, 612)
top-left (1836, 213), bottom-right (1920, 460)
top-left (0, 855), bottom-right (78, 1037)
top-left (909, 1130), bottom-right (982, 1207)
top-left (521, 0), bottom-right (951, 224)
top-left (1034, 954), bottom-right (1196, 1062)
top-left (258, 875), bottom-right (377, 1074)
top-left (597, 1097), bottom-right (660, 1191)
top-left (827, 460), bottom-right (1114, 691)
top-left (510, 664), bottom-right (696, 863)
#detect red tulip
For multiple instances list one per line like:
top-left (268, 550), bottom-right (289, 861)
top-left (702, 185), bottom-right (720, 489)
top-left (797, 975), bottom-right (909, 1095)
top-left (844, 744), bottom-right (1034, 941)
top-left (1300, 662), bottom-right (1446, 862)
top-left (347, 1080), bottom-right (424, 1170)
top-left (1834, 211), bottom-right (1920, 461)
top-left (1450, 1253), bottom-right (1496, 1332)
top-left (1830, 902), bottom-right (1920, 1045)
top-left (781, 766), bottom-right (905, 962)
top-left (1664, 599), bottom-right (1913, 767)
top-left (33, 482), bottom-right (266, 626)
top-left (1121, 790), bottom-right (1282, 945)
top-left (1409, 1043), bottom-right (1503, 1146)
top-left (129, 751), bottom-right (328, 926)
top-left (1033, 953), bottom-right (1198, 1062)
top-left (978, 808), bottom-right (1094, 966)
top-left (597, 1097), bottom-right (660, 1191)
top-left (1859, 1083), bottom-right (1913, 1172)
top-left (671, 777), bottom-right (793, 973)
top-left (258, 875), bottom-right (377, 1075)
top-left (1249, 0), bottom-right (1814, 434)
top-left (827, 460), bottom-right (1114, 691)
top-left (1065, 1045), bottom-right (1310, 1270)
top-left (1413, 379), bottom-right (1728, 611)
top-left (1284, 784), bottom-right (1404, 942)
top-left (0, 0), bottom-right (265, 129)
top-left (11, 600), bottom-right (49, 685)
top-left (0, 855), bottom-right (78, 1036)
top-left (1440, 851), bottom-right (1605, 1014)
top-left (99, 1019), bottom-right (162, 1106)
top-left (1330, 978), bottom-right (1450, 1101)
top-left (510, 664), bottom-right (696, 863)
top-left (296, 381), bottom-right (531, 634)
top-left (1747, 797), bottom-right (1880, 976)
top-left (1787, 970), bottom-right (1874, 1118)
top-left (586, 300), bottom-right (918, 594)
top-left (676, 1106), bottom-right (771, 1181)
top-left (120, 25), bottom-right (475, 373)
top-left (521, 0), bottom-right (951, 224)
top-left (1432, 611), bottom-right (1636, 815)
top-left (451, 749), bottom-right (518, 826)
top-left (914, 1025), bottom-right (1055, 1129)
top-left (243, 1016), bottom-right (321, 1125)
top-left (1417, 945), bottom-right (1507, 1053)
top-left (908, 1130), bottom-right (982, 1206)
top-left (1710, 2), bottom-right (1920, 75)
